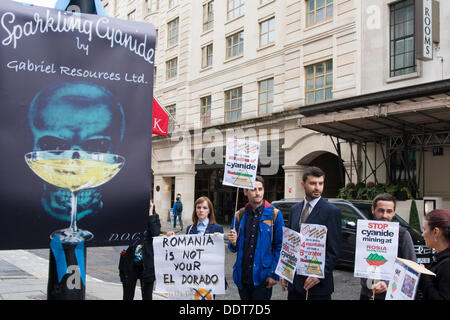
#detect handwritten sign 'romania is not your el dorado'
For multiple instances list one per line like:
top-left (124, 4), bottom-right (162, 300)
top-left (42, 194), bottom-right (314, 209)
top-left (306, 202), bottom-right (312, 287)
top-left (223, 138), bottom-right (260, 189)
top-left (354, 220), bottom-right (399, 280)
top-left (153, 233), bottom-right (225, 299)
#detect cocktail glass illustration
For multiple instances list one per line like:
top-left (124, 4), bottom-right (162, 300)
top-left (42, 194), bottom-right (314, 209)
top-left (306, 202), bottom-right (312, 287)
top-left (25, 150), bottom-right (125, 244)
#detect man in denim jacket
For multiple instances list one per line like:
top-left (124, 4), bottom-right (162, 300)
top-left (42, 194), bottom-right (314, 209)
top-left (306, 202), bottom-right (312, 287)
top-left (228, 176), bottom-right (284, 300)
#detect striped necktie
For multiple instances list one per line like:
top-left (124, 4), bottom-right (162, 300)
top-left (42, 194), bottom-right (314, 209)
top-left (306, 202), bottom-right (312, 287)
top-left (300, 202), bottom-right (310, 224)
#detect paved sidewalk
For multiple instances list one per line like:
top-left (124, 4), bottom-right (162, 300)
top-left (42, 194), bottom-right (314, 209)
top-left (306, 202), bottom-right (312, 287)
top-left (0, 216), bottom-right (230, 300)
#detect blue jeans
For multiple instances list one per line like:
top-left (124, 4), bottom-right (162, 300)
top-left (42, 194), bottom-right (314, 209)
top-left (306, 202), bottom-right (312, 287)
top-left (173, 213), bottom-right (183, 228)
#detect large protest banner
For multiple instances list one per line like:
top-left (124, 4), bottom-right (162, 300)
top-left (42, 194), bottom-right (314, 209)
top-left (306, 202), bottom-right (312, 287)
top-left (0, 1), bottom-right (155, 249)
top-left (153, 234), bottom-right (226, 300)
top-left (354, 220), bottom-right (399, 280)
top-left (223, 138), bottom-right (260, 189)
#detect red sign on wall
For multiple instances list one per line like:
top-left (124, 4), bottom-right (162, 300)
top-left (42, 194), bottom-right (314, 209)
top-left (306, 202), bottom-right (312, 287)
top-left (152, 97), bottom-right (169, 136)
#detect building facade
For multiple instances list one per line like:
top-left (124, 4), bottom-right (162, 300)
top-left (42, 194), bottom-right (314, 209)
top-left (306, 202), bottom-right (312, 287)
top-left (102, 0), bottom-right (449, 226)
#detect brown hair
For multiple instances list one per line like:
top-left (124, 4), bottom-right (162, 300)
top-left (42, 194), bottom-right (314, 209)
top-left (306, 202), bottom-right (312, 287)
top-left (425, 209), bottom-right (450, 244)
top-left (372, 193), bottom-right (397, 210)
top-left (255, 175), bottom-right (264, 186)
top-left (302, 166), bottom-right (325, 182)
top-left (192, 196), bottom-right (216, 225)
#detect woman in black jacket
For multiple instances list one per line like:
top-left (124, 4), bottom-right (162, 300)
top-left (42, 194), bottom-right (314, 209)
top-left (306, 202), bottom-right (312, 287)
top-left (119, 200), bottom-right (161, 300)
top-left (418, 209), bottom-right (450, 300)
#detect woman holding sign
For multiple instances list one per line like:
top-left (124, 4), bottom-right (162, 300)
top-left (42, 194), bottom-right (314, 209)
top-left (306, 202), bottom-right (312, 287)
top-left (167, 196), bottom-right (223, 236)
top-left (418, 209), bottom-right (450, 300)
top-left (186, 196), bottom-right (224, 235)
top-left (165, 196), bottom-right (224, 300)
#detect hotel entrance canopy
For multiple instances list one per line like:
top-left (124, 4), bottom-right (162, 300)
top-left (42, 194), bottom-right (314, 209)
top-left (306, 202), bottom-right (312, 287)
top-left (298, 79), bottom-right (450, 148)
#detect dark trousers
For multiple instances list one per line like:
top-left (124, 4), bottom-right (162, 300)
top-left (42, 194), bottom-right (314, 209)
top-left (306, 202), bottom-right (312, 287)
top-left (122, 279), bottom-right (154, 300)
top-left (360, 293), bottom-right (386, 300)
top-left (287, 288), bottom-right (331, 300)
top-left (122, 264), bottom-right (154, 300)
top-left (238, 283), bottom-right (272, 300)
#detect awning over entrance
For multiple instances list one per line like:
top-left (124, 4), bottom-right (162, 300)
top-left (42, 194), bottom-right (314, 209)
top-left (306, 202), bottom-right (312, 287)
top-left (298, 79), bottom-right (450, 147)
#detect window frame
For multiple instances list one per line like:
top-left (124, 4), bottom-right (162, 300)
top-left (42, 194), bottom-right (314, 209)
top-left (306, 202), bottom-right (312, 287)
top-left (258, 78), bottom-right (274, 115)
top-left (168, 0), bottom-right (179, 9)
top-left (259, 17), bottom-right (275, 48)
top-left (225, 31), bottom-right (244, 60)
top-left (200, 95), bottom-right (212, 127)
top-left (201, 43), bottom-right (214, 69)
top-left (147, 0), bottom-right (159, 12)
top-left (166, 57), bottom-right (178, 80)
top-left (203, 1), bottom-right (214, 32)
top-left (306, 0), bottom-right (333, 26)
top-left (127, 9), bottom-right (136, 20)
top-left (389, 0), bottom-right (416, 78)
top-left (227, 0), bottom-right (245, 21)
top-left (167, 17), bottom-right (179, 47)
top-left (305, 60), bottom-right (333, 105)
top-left (224, 87), bottom-right (242, 122)
top-left (166, 104), bottom-right (176, 133)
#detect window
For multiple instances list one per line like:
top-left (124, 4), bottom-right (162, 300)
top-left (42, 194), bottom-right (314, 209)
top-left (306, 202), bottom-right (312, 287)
top-left (258, 78), bottom-right (274, 114)
top-left (203, 1), bottom-right (214, 32)
top-left (390, 0), bottom-right (416, 77)
top-left (147, 0), bottom-right (158, 12)
top-left (306, 0), bottom-right (333, 26)
top-left (128, 10), bottom-right (136, 20)
top-left (167, 18), bottom-right (179, 47)
top-left (200, 96), bottom-right (211, 126)
top-left (201, 43), bottom-right (213, 68)
top-left (166, 104), bottom-right (176, 133)
top-left (260, 0), bottom-right (271, 5)
top-left (259, 17), bottom-right (275, 47)
top-left (166, 57), bottom-right (178, 79)
top-left (305, 60), bottom-right (332, 104)
top-left (226, 31), bottom-right (244, 59)
top-left (227, 0), bottom-right (245, 20)
top-left (168, 0), bottom-right (179, 9)
top-left (224, 87), bottom-right (242, 122)
top-left (335, 204), bottom-right (360, 228)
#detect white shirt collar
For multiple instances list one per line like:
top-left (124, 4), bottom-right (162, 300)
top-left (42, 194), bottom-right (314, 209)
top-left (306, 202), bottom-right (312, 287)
top-left (197, 218), bottom-right (209, 226)
top-left (303, 196), bottom-right (321, 210)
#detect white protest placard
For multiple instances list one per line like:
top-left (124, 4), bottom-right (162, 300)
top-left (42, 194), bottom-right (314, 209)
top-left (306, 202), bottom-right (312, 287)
top-left (386, 257), bottom-right (435, 300)
top-left (153, 233), bottom-right (225, 299)
top-left (275, 227), bottom-right (302, 283)
top-left (297, 223), bottom-right (327, 279)
top-left (354, 220), bottom-right (399, 280)
top-left (223, 138), bottom-right (260, 190)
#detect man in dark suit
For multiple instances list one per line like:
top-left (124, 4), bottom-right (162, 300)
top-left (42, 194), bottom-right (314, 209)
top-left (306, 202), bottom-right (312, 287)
top-left (281, 166), bottom-right (342, 300)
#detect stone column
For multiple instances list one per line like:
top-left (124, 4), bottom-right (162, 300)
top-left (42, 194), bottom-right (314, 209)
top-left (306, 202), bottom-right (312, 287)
top-left (283, 165), bottom-right (307, 200)
top-left (174, 173), bottom-right (196, 227)
top-left (153, 174), bottom-right (172, 222)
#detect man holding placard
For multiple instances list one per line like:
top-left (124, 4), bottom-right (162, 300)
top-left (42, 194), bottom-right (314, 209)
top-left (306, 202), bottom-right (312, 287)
top-left (282, 167), bottom-right (341, 300)
top-left (228, 176), bottom-right (284, 300)
top-left (358, 193), bottom-right (416, 300)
